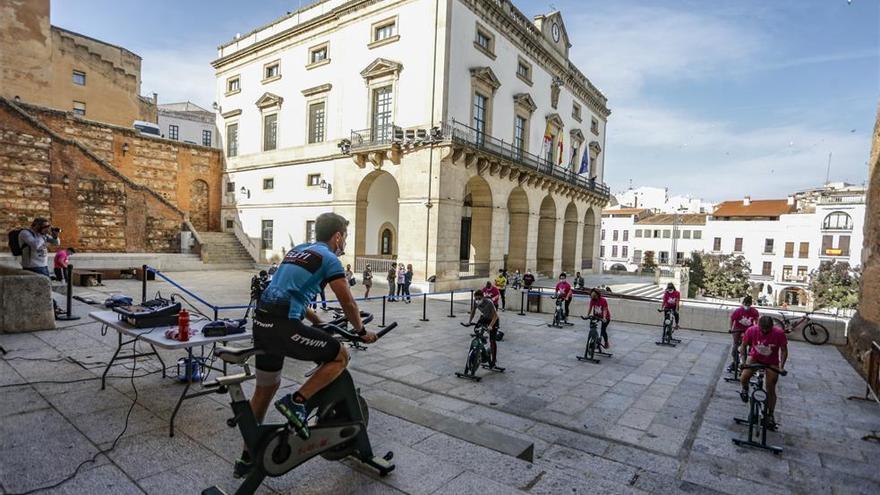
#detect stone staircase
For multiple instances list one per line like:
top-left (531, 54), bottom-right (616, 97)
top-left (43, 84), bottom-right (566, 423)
top-left (197, 232), bottom-right (255, 268)
top-left (619, 282), bottom-right (664, 299)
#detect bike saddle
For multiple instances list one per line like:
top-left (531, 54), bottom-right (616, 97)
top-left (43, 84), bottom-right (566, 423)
top-left (215, 346), bottom-right (262, 364)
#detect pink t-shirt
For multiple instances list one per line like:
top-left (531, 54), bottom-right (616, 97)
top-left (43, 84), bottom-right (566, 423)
top-left (730, 306), bottom-right (760, 333)
top-left (588, 296), bottom-right (611, 320)
top-left (555, 281), bottom-right (572, 300)
top-left (742, 325), bottom-right (787, 366)
top-left (662, 290), bottom-right (680, 310)
top-left (482, 285), bottom-right (500, 304)
top-left (53, 249), bottom-right (69, 269)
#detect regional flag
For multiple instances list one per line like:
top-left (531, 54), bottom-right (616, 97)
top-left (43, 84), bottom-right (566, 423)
top-left (557, 132), bottom-right (564, 166)
top-left (541, 122), bottom-right (553, 160)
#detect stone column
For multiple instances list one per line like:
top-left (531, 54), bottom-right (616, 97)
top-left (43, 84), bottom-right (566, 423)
top-left (489, 203), bottom-right (508, 274)
top-left (552, 215), bottom-right (565, 277)
top-left (434, 198), bottom-right (463, 282)
top-left (574, 218), bottom-right (584, 275)
top-left (524, 208), bottom-right (540, 273)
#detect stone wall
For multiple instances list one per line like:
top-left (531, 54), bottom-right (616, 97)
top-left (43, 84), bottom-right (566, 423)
top-left (847, 107), bottom-right (880, 377)
top-left (18, 103), bottom-right (222, 232)
top-left (0, 98), bottom-right (186, 253)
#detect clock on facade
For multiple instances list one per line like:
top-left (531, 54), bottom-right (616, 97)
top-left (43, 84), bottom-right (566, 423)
top-left (551, 22), bottom-right (560, 42)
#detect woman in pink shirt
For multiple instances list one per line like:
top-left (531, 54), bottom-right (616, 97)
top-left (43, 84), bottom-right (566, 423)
top-left (728, 296), bottom-right (760, 372)
top-left (739, 316), bottom-right (788, 427)
top-left (660, 283), bottom-right (681, 329)
top-left (587, 288), bottom-right (612, 349)
top-left (53, 246), bottom-right (75, 282)
top-left (554, 273), bottom-right (573, 319)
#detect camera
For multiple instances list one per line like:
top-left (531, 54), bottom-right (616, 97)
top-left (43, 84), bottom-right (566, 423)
top-left (51, 227), bottom-right (61, 233)
top-left (250, 273), bottom-right (269, 302)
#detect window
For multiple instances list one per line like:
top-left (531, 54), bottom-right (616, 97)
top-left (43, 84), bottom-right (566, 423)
top-left (797, 266), bottom-right (808, 278)
top-left (612, 230), bottom-right (619, 241)
top-left (202, 130), bottom-right (212, 147)
top-left (381, 228), bottom-right (393, 255)
top-left (72, 70), bottom-right (86, 86)
top-left (168, 124), bottom-right (179, 140)
top-left (372, 86), bottom-right (393, 140)
top-left (663, 229), bottom-right (671, 239)
top-left (226, 123), bottom-right (238, 157)
top-left (633, 250), bottom-right (642, 263)
top-left (225, 219), bottom-right (234, 229)
top-left (623, 230), bottom-right (629, 242)
top-left (264, 62), bottom-right (280, 80)
top-left (572, 102), bottom-right (582, 121)
top-left (659, 251), bottom-right (669, 264)
top-left (600, 246), bottom-right (605, 257)
top-left (784, 242), bottom-right (794, 258)
top-left (635, 229), bottom-right (642, 238)
top-left (72, 101), bottom-right (86, 116)
top-left (261, 220), bottom-right (273, 250)
top-left (517, 62), bottom-right (530, 80)
top-left (734, 237), bottom-right (743, 252)
top-left (764, 238), bottom-right (774, 254)
top-left (472, 92), bottom-right (488, 145)
top-left (798, 242), bottom-right (809, 258)
top-left (227, 76), bottom-right (240, 94)
top-left (622, 246), bottom-right (629, 258)
top-left (693, 230), bottom-right (702, 240)
top-left (263, 178), bottom-right (274, 190)
top-left (839, 235), bottom-right (851, 256)
top-left (513, 115), bottom-right (526, 154)
top-left (601, 229), bottom-right (605, 240)
top-left (591, 117), bottom-right (599, 135)
top-left (263, 113), bottom-right (277, 151)
top-left (713, 237), bottom-right (722, 251)
top-left (762, 261), bottom-right (772, 276)
top-left (673, 230), bottom-right (681, 239)
top-left (783, 265), bottom-right (792, 280)
top-left (612, 245), bottom-right (618, 257)
top-left (474, 24), bottom-right (495, 57)
top-left (307, 174), bottom-right (322, 186)
top-left (309, 45), bottom-right (328, 65)
top-left (823, 211), bottom-right (853, 230)
top-left (374, 20), bottom-right (396, 42)
top-left (306, 221), bottom-right (316, 243)
top-left (308, 101), bottom-right (326, 143)
top-left (682, 230), bottom-right (691, 239)
top-left (653, 230), bottom-right (661, 239)
top-left (476, 29), bottom-right (491, 50)
top-left (226, 181), bottom-right (235, 193)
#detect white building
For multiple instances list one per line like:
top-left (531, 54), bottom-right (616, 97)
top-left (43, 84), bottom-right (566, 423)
top-left (212, 0), bottom-right (612, 288)
top-left (157, 102), bottom-right (219, 148)
top-left (614, 186), bottom-right (711, 214)
top-left (600, 209), bottom-right (706, 271)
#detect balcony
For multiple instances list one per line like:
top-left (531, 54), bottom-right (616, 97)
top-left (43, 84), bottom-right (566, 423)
top-left (818, 194), bottom-right (865, 205)
top-left (782, 275), bottom-right (808, 284)
top-left (347, 120), bottom-right (610, 198)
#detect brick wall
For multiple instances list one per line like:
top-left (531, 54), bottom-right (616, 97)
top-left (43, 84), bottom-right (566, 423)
top-left (0, 98), bottom-right (186, 253)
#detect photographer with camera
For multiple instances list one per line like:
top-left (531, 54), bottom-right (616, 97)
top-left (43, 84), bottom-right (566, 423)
top-left (16, 217), bottom-right (61, 278)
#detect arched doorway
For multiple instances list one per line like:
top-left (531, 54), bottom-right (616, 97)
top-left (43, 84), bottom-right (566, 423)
top-left (355, 171), bottom-right (400, 269)
top-left (561, 202), bottom-right (578, 275)
top-left (536, 195), bottom-right (557, 277)
top-left (582, 208), bottom-right (597, 271)
top-left (459, 176), bottom-right (493, 276)
top-left (610, 263), bottom-right (628, 272)
top-left (780, 287), bottom-right (807, 307)
top-left (506, 187), bottom-right (529, 272)
top-left (189, 179), bottom-right (209, 231)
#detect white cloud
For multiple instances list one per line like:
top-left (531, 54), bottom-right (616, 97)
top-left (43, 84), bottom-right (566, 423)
top-left (139, 47), bottom-right (216, 108)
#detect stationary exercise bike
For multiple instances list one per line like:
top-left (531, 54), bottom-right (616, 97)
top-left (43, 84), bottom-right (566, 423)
top-left (724, 335), bottom-right (742, 383)
top-left (455, 322), bottom-right (504, 381)
top-left (655, 308), bottom-right (680, 347)
top-left (576, 315), bottom-right (612, 363)
top-left (202, 311), bottom-right (397, 495)
top-left (547, 295), bottom-right (573, 328)
top-left (732, 363), bottom-right (788, 454)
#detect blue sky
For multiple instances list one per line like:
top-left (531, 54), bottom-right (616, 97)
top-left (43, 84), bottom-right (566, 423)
top-left (52, 0), bottom-right (878, 201)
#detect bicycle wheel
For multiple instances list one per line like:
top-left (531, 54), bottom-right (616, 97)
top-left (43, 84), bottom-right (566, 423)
top-left (466, 348), bottom-right (480, 375)
top-left (803, 322), bottom-right (829, 345)
top-left (586, 334), bottom-right (596, 360)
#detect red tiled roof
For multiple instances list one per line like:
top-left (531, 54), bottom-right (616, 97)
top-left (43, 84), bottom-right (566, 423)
top-left (602, 207), bottom-right (650, 216)
top-left (712, 199), bottom-right (794, 218)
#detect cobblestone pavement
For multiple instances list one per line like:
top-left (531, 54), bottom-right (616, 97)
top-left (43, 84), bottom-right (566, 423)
top-left (1, 270), bottom-right (878, 494)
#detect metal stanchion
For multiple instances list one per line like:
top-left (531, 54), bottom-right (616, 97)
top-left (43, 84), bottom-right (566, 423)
top-left (447, 290), bottom-right (455, 318)
top-left (517, 289), bottom-right (526, 316)
top-left (56, 264), bottom-right (80, 321)
top-left (470, 289), bottom-right (475, 313)
top-left (141, 264), bottom-right (148, 304)
top-left (419, 293), bottom-right (429, 322)
top-left (378, 296), bottom-right (387, 328)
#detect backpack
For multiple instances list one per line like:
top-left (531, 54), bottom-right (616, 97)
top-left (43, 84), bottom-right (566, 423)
top-left (7, 228), bottom-right (24, 256)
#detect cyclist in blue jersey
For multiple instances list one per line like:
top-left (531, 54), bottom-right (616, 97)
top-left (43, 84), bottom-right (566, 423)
top-left (235, 212), bottom-right (377, 478)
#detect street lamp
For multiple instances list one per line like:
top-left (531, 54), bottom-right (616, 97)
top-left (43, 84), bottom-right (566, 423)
top-left (239, 186), bottom-right (250, 199)
top-left (319, 179), bottom-right (332, 195)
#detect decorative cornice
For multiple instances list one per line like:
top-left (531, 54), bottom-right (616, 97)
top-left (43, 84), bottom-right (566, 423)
top-left (513, 93), bottom-right (537, 113)
top-left (361, 58), bottom-right (403, 80)
top-left (470, 66), bottom-right (502, 92)
top-left (588, 140), bottom-right (602, 154)
top-left (221, 109), bottom-right (242, 119)
top-left (255, 92), bottom-right (283, 109)
top-left (569, 128), bottom-right (584, 142)
top-left (545, 113), bottom-right (564, 129)
top-left (301, 83), bottom-right (333, 97)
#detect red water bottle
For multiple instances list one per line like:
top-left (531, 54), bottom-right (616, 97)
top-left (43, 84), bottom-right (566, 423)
top-left (178, 309), bottom-right (190, 342)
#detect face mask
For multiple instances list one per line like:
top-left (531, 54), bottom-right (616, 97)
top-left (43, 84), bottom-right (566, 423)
top-left (334, 233), bottom-right (346, 256)
top-left (744, 304), bottom-right (751, 309)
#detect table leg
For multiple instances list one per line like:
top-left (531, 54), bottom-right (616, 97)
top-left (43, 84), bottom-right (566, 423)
top-left (169, 347), bottom-right (194, 438)
top-left (101, 332), bottom-right (124, 390)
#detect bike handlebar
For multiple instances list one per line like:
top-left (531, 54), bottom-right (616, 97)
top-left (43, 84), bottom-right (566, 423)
top-left (580, 315), bottom-right (602, 321)
top-left (741, 363), bottom-right (788, 376)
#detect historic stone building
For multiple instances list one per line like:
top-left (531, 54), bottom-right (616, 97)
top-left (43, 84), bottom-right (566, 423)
top-left (0, 0), bottom-right (156, 127)
top-left (214, 0), bottom-right (611, 287)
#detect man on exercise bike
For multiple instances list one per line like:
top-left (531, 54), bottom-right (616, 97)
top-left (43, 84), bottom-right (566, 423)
top-left (661, 283), bottom-right (681, 330)
top-left (587, 288), bottom-right (612, 349)
top-left (240, 212), bottom-right (378, 477)
top-left (467, 289), bottom-right (500, 368)
top-left (729, 295), bottom-right (759, 372)
top-left (739, 315), bottom-right (788, 428)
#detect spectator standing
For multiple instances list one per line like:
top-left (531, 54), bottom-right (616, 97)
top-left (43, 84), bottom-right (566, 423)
top-left (404, 264), bottom-right (414, 302)
top-left (387, 263), bottom-right (397, 301)
top-left (363, 264), bottom-right (373, 298)
top-left (522, 269), bottom-right (535, 291)
top-left (345, 264), bottom-right (355, 287)
top-left (53, 247), bottom-right (75, 282)
top-left (396, 264), bottom-right (407, 303)
top-left (511, 270), bottom-right (523, 290)
top-left (18, 217), bottom-right (60, 277)
top-left (494, 269), bottom-right (508, 310)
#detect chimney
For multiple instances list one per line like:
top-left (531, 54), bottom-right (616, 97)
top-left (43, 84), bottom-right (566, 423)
top-left (743, 196), bottom-right (751, 206)
top-left (787, 195), bottom-right (797, 209)
top-left (152, 92), bottom-right (158, 105)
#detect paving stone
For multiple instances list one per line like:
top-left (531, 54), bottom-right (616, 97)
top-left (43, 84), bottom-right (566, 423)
top-left (0, 385), bottom-right (50, 417)
top-left (41, 464), bottom-right (144, 495)
top-left (542, 444), bottom-right (639, 485)
top-left (68, 403), bottom-right (167, 447)
top-left (106, 427), bottom-right (206, 480)
top-left (353, 440), bottom-right (464, 495)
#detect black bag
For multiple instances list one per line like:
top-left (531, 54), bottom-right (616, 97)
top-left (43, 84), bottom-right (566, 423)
top-left (348, 277), bottom-right (356, 287)
top-left (7, 228), bottom-right (24, 256)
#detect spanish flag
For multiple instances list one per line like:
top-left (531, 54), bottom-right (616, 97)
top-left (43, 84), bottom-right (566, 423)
top-left (557, 132), bottom-right (564, 167)
top-left (541, 121), bottom-right (553, 160)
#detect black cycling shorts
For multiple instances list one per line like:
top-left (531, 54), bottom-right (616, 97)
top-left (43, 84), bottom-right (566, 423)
top-left (252, 305), bottom-right (341, 372)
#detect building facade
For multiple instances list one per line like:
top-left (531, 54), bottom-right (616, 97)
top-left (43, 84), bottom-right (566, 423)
top-left (0, 0), bottom-right (156, 127)
top-left (158, 102), bottom-right (219, 148)
top-left (213, 0), bottom-right (611, 287)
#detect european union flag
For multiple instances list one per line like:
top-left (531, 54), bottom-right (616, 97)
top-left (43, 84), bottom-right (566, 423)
top-left (578, 148), bottom-right (590, 175)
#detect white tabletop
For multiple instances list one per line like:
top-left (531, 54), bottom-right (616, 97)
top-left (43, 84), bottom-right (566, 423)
top-left (90, 310), bottom-right (252, 350)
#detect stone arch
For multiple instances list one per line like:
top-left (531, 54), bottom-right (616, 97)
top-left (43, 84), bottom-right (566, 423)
top-left (460, 176), bottom-right (493, 273)
top-left (355, 170), bottom-right (400, 261)
top-left (506, 187), bottom-right (529, 272)
top-left (561, 201), bottom-right (578, 275)
top-left (582, 207), bottom-right (598, 271)
top-left (189, 179), bottom-right (209, 231)
top-left (537, 194), bottom-right (557, 277)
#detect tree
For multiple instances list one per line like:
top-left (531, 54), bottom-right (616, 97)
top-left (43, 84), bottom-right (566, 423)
top-left (809, 261), bottom-right (860, 311)
top-left (685, 252), bottom-right (705, 297)
top-left (642, 251), bottom-right (657, 273)
top-left (702, 254), bottom-right (751, 300)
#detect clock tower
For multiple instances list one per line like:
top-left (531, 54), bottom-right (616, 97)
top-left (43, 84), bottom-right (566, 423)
top-left (533, 11), bottom-right (571, 61)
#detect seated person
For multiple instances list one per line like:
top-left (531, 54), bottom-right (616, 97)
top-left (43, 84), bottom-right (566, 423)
top-left (554, 273), bottom-right (573, 319)
top-left (587, 288), bottom-right (612, 349)
top-left (467, 289), bottom-right (500, 368)
top-left (739, 315), bottom-right (788, 428)
top-left (729, 296), bottom-right (759, 371)
top-left (661, 283), bottom-right (681, 329)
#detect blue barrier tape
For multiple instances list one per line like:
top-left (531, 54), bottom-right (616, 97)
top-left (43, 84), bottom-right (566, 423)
top-left (145, 265), bottom-right (218, 312)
